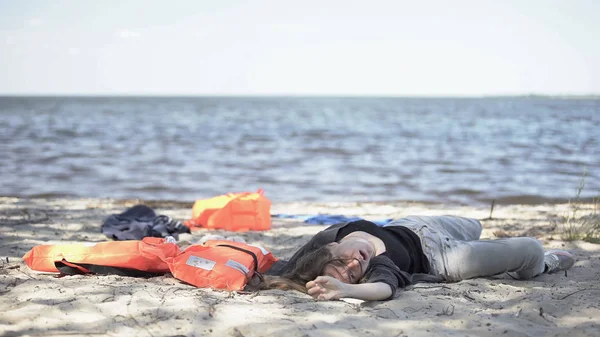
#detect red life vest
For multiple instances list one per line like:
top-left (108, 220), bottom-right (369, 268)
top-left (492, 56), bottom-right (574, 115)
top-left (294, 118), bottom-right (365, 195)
top-left (166, 240), bottom-right (277, 291)
top-left (23, 238), bottom-right (279, 291)
top-left (22, 237), bottom-right (181, 276)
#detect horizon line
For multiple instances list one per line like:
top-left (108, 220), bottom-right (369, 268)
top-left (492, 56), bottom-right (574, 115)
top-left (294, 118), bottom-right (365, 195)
top-left (1, 93), bottom-right (599, 99)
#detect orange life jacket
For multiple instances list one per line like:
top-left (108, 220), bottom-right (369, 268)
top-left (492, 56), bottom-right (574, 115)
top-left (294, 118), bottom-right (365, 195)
top-left (22, 237), bottom-right (181, 276)
top-left (184, 189), bottom-right (272, 232)
top-left (166, 240), bottom-right (278, 291)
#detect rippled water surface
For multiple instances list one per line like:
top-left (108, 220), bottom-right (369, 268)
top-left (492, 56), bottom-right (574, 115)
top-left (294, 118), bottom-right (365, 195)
top-left (1, 96), bottom-right (599, 205)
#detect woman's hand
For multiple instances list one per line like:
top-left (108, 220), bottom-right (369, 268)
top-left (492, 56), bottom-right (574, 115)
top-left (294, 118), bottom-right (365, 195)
top-left (306, 276), bottom-right (348, 301)
top-left (306, 277), bottom-right (394, 301)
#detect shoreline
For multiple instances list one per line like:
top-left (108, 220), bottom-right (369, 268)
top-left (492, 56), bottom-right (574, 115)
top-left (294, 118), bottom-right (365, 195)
top-left (1, 197), bottom-right (599, 337)
top-left (1, 193), bottom-right (594, 208)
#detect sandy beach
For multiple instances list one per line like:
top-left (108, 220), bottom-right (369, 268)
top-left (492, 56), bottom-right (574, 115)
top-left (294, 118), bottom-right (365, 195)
top-left (1, 197), bottom-right (599, 337)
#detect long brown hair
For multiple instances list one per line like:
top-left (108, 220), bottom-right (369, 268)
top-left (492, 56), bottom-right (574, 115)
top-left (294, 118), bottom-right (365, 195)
top-left (255, 245), bottom-right (349, 293)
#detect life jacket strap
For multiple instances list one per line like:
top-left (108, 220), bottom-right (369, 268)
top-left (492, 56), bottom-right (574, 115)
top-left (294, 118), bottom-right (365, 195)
top-left (215, 244), bottom-right (259, 274)
top-left (55, 259), bottom-right (90, 274)
top-left (55, 259), bottom-right (163, 278)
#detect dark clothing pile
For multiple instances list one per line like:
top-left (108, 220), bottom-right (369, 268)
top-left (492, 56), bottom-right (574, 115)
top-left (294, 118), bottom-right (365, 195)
top-left (266, 220), bottom-right (441, 299)
top-left (101, 204), bottom-right (190, 241)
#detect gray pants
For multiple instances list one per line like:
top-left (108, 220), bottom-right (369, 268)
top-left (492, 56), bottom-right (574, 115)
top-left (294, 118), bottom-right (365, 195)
top-left (386, 216), bottom-right (546, 282)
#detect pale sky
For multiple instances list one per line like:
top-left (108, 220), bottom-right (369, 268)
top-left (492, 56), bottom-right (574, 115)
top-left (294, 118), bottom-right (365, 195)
top-left (1, 0), bottom-right (598, 96)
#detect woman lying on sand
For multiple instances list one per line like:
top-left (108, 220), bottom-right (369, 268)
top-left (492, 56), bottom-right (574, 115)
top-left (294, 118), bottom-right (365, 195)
top-left (261, 216), bottom-right (575, 301)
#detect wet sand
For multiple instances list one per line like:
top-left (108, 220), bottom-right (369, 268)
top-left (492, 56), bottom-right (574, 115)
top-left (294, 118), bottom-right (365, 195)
top-left (1, 197), bottom-right (599, 337)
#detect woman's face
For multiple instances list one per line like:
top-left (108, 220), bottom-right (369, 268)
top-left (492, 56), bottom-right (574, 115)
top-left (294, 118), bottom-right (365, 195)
top-left (323, 237), bottom-right (374, 283)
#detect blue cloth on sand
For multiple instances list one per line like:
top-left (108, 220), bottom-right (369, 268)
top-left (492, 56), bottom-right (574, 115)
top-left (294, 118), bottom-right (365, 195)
top-left (271, 214), bottom-right (393, 226)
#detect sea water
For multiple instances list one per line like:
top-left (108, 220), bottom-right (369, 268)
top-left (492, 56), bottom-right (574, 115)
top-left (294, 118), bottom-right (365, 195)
top-left (1, 96), bottom-right (598, 205)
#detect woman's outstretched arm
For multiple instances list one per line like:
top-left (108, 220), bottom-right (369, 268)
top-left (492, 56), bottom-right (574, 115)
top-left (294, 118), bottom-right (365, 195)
top-left (306, 276), bottom-right (393, 301)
